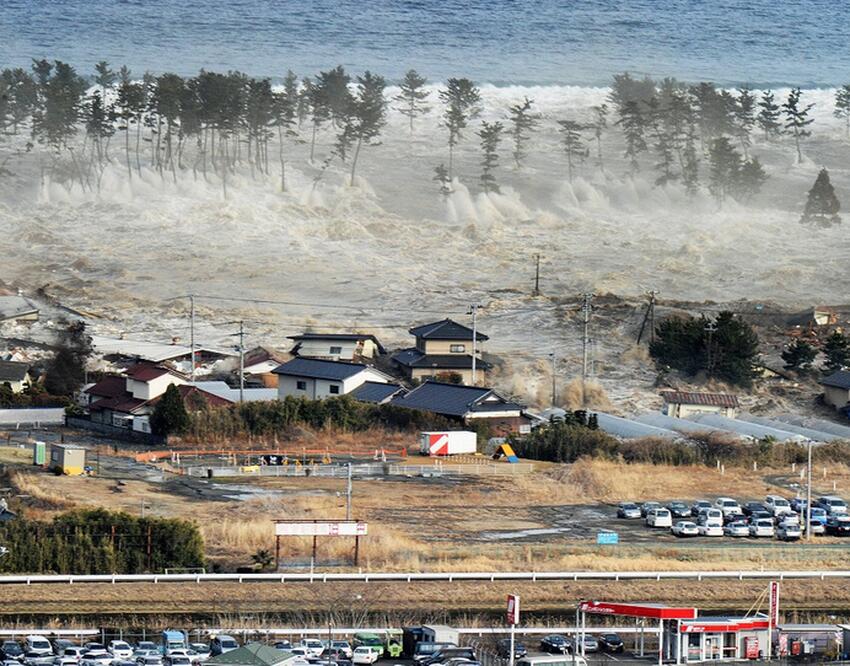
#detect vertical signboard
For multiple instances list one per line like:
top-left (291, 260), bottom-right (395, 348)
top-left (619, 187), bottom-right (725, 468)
top-left (769, 581), bottom-right (780, 626)
top-left (507, 594), bottom-right (520, 625)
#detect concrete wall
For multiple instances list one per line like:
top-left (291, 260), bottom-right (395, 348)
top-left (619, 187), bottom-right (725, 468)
top-left (0, 407), bottom-right (65, 426)
top-left (66, 416), bottom-right (165, 445)
top-left (823, 385), bottom-right (849, 410)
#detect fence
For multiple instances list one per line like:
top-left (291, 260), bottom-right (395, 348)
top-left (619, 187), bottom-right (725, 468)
top-left (65, 416), bottom-right (165, 445)
top-left (0, 408), bottom-right (64, 427)
top-left (184, 461), bottom-right (535, 478)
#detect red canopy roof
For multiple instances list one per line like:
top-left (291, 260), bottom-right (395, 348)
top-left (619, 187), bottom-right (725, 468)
top-left (579, 600), bottom-right (698, 620)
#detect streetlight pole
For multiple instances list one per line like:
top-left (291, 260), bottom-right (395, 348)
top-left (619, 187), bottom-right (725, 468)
top-left (189, 294), bottom-right (195, 382)
top-left (238, 321), bottom-right (245, 403)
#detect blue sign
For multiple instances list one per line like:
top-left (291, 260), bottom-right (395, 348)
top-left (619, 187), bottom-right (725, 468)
top-left (597, 531), bottom-right (619, 545)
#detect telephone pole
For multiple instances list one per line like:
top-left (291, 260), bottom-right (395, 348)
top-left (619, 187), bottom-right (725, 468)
top-left (636, 290), bottom-right (658, 345)
top-left (238, 320), bottom-right (245, 403)
top-left (346, 462), bottom-right (353, 521)
top-left (189, 294), bottom-right (196, 382)
top-left (469, 304), bottom-right (480, 384)
top-left (705, 320), bottom-right (717, 376)
top-left (532, 254), bottom-right (541, 296)
top-left (549, 353), bottom-right (557, 406)
top-left (581, 293), bottom-right (593, 382)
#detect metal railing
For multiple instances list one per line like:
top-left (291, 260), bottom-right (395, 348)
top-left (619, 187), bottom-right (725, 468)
top-left (2, 569), bottom-right (850, 586)
top-left (185, 462), bottom-right (535, 478)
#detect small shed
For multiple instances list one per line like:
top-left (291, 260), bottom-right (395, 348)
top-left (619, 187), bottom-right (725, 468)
top-left (50, 444), bottom-right (86, 475)
top-left (661, 390), bottom-right (739, 418)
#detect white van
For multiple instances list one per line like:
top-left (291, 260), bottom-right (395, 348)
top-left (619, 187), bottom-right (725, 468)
top-left (26, 637), bottom-right (54, 656)
top-left (646, 508), bottom-right (672, 528)
top-left (352, 647), bottom-right (382, 665)
top-left (765, 495), bottom-right (792, 516)
top-left (517, 656), bottom-right (588, 666)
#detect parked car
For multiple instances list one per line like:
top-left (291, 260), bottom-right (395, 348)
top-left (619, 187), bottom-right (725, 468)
top-left (137, 656), bottom-right (163, 666)
top-left (765, 495), bottom-right (792, 516)
top-left (777, 523), bottom-right (802, 541)
top-left (666, 501), bottom-right (691, 518)
top-left (690, 500), bottom-right (712, 516)
top-left (581, 636), bottom-right (598, 654)
top-left (640, 501), bottom-right (661, 517)
top-left (723, 512), bottom-right (747, 525)
top-left (2, 642), bottom-right (24, 662)
top-left (808, 507), bottom-right (828, 534)
top-left (617, 502), bottom-right (641, 519)
top-left (165, 658), bottom-right (191, 666)
top-left (53, 658), bottom-right (78, 666)
top-left (816, 496), bottom-right (848, 516)
top-left (540, 635), bottom-right (572, 654)
top-left (272, 642), bottom-right (292, 652)
top-left (329, 642), bottom-right (352, 660)
top-left (209, 638), bottom-right (239, 658)
top-left (52, 643), bottom-right (74, 657)
top-left (108, 643), bottom-right (133, 661)
top-left (750, 519), bottom-right (775, 538)
top-left (714, 497), bottom-right (742, 517)
top-left (188, 646), bottom-right (209, 663)
top-left (646, 508), bottom-right (672, 528)
top-left (351, 648), bottom-right (381, 665)
top-left (826, 515), bottom-right (850, 536)
top-left (724, 521), bottom-right (750, 538)
top-left (299, 640), bottom-right (325, 659)
top-left (597, 634), bottom-right (623, 653)
top-left (63, 648), bottom-right (87, 663)
top-left (24, 653), bottom-right (55, 666)
top-left (749, 510), bottom-right (773, 524)
top-left (423, 648), bottom-right (476, 666)
top-left (696, 508), bottom-right (723, 525)
top-left (24, 640), bottom-right (52, 658)
top-left (671, 521), bottom-right (698, 537)
top-left (134, 647), bottom-right (156, 656)
top-left (742, 501), bottom-right (768, 516)
top-left (413, 644), bottom-right (456, 663)
top-left (496, 640), bottom-right (526, 660)
top-left (790, 498), bottom-right (808, 513)
top-left (698, 521), bottom-right (723, 537)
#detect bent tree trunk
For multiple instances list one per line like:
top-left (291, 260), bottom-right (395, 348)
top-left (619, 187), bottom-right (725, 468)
top-left (349, 137), bottom-right (362, 187)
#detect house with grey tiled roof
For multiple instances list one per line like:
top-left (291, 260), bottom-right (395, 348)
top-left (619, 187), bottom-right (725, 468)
top-left (272, 358), bottom-right (393, 400)
top-left (392, 318), bottom-right (490, 386)
top-left (821, 370), bottom-right (850, 410)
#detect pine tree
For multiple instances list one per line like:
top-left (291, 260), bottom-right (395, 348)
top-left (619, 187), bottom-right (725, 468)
top-left (394, 69), bottom-right (430, 134)
top-left (590, 104), bottom-right (608, 169)
top-left (343, 71), bottom-right (387, 186)
top-left (707, 137), bottom-right (741, 203)
top-left (800, 168), bottom-right (841, 227)
top-left (783, 87), bottom-right (815, 163)
top-left (477, 120), bottom-right (503, 193)
top-left (150, 384), bottom-right (190, 436)
top-left (507, 97), bottom-right (539, 168)
top-left (116, 67), bottom-right (144, 179)
top-left (737, 157), bottom-right (768, 200)
top-left (433, 163), bottom-right (451, 196)
top-left (273, 70), bottom-right (299, 192)
top-left (644, 96), bottom-right (676, 186)
top-left (823, 330), bottom-right (850, 372)
top-left (439, 78), bottom-right (481, 180)
top-left (781, 339), bottom-right (817, 373)
top-left (681, 124), bottom-right (700, 196)
top-left (615, 101), bottom-right (646, 172)
top-left (734, 88), bottom-right (756, 158)
top-left (834, 85), bottom-right (850, 138)
top-left (757, 90), bottom-right (782, 141)
top-left (557, 120), bottom-right (586, 182)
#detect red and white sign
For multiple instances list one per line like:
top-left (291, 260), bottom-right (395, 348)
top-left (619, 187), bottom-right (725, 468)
top-left (430, 433), bottom-right (450, 455)
top-left (680, 619), bottom-right (770, 634)
top-left (275, 521), bottom-right (368, 537)
top-left (420, 431), bottom-right (477, 456)
top-left (507, 594), bottom-right (520, 625)
top-left (579, 600), bottom-right (697, 620)
top-left (769, 581), bottom-right (780, 626)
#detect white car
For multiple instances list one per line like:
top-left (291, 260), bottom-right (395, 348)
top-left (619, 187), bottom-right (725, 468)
top-left (671, 521), bottom-right (698, 537)
top-left (724, 521), bottom-right (750, 537)
top-left (108, 644), bottom-right (133, 661)
top-left (697, 508), bottom-right (724, 524)
top-left (54, 658), bottom-right (78, 666)
top-left (299, 641), bottom-right (324, 659)
top-left (698, 522), bottom-right (723, 537)
top-left (777, 523), bottom-right (802, 541)
top-left (646, 508), bottom-right (672, 528)
top-left (750, 519), bottom-right (775, 538)
top-left (817, 495), bottom-right (848, 516)
top-left (25, 639), bottom-right (53, 658)
top-left (714, 497), bottom-right (742, 518)
top-left (351, 648), bottom-right (381, 665)
top-left (765, 495), bottom-right (792, 516)
top-left (329, 642), bottom-right (352, 659)
top-left (188, 647), bottom-right (209, 663)
top-left (64, 648), bottom-right (87, 662)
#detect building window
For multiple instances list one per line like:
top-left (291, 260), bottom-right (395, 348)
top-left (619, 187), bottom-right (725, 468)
top-left (329, 346), bottom-right (343, 354)
top-left (450, 344), bottom-right (465, 353)
top-left (296, 380), bottom-right (307, 390)
top-left (329, 385), bottom-right (340, 394)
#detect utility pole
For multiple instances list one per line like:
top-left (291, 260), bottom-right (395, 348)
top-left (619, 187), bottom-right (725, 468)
top-left (581, 293), bottom-right (593, 382)
top-left (806, 440), bottom-right (813, 541)
top-left (346, 462), bottom-right (352, 521)
top-left (532, 254), bottom-right (541, 296)
top-left (469, 304), bottom-right (480, 385)
top-left (705, 320), bottom-right (718, 376)
top-left (238, 320), bottom-right (245, 403)
top-left (549, 353), bottom-right (557, 406)
top-left (636, 290), bottom-right (658, 345)
top-left (189, 294), bottom-right (195, 382)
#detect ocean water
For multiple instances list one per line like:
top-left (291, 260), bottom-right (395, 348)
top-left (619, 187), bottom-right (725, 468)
top-left (2, 0), bottom-right (850, 86)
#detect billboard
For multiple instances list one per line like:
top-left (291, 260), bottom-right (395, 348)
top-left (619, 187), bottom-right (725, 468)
top-left (275, 521), bottom-right (368, 536)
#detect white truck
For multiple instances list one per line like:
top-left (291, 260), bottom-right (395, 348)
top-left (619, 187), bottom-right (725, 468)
top-left (420, 625), bottom-right (460, 645)
top-left (419, 431), bottom-right (477, 457)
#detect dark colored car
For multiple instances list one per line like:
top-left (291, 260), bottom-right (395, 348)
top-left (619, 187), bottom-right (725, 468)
top-left (826, 516), bottom-right (850, 536)
top-left (423, 648), bottom-right (476, 666)
top-left (667, 502), bottom-right (691, 518)
top-left (321, 649), bottom-right (350, 662)
top-left (749, 511), bottom-right (773, 524)
top-left (723, 512), bottom-right (747, 525)
top-left (2, 642), bottom-right (24, 661)
top-left (540, 635), bottom-right (572, 655)
top-left (598, 634), bottom-right (624, 653)
top-left (496, 640), bottom-right (526, 660)
top-left (742, 501), bottom-right (768, 516)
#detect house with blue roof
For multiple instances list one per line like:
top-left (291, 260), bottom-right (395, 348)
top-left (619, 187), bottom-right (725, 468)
top-left (272, 357), bottom-right (394, 400)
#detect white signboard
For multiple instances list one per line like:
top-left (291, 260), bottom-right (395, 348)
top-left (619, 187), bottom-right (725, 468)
top-left (275, 521), bottom-right (368, 537)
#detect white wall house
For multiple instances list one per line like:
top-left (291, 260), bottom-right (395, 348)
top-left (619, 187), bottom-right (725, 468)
top-left (821, 371), bottom-right (850, 410)
top-left (125, 365), bottom-right (187, 400)
top-left (0, 361), bottom-right (31, 393)
top-left (288, 333), bottom-right (384, 362)
top-left (273, 358), bottom-right (392, 400)
top-left (661, 390), bottom-right (739, 419)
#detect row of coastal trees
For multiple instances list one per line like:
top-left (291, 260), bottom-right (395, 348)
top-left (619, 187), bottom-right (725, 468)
top-left (0, 63), bottom-right (844, 204)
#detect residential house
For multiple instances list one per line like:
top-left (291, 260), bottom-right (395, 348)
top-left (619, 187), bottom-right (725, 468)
top-left (90, 335), bottom-right (236, 369)
top-left (288, 333), bottom-right (384, 362)
top-left (241, 346), bottom-right (289, 388)
top-left (350, 381), bottom-right (407, 404)
top-left (192, 381), bottom-right (279, 403)
top-left (84, 363), bottom-right (229, 432)
top-left (0, 361), bottom-right (31, 393)
top-left (392, 318), bottom-right (490, 385)
top-left (389, 380), bottom-right (531, 435)
top-left (821, 371), bottom-right (850, 410)
top-left (273, 358), bottom-right (392, 400)
top-left (660, 390), bottom-right (739, 418)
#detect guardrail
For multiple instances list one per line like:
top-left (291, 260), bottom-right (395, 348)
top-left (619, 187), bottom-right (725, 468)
top-left (186, 462), bottom-right (535, 478)
top-left (3, 569), bottom-right (850, 585)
